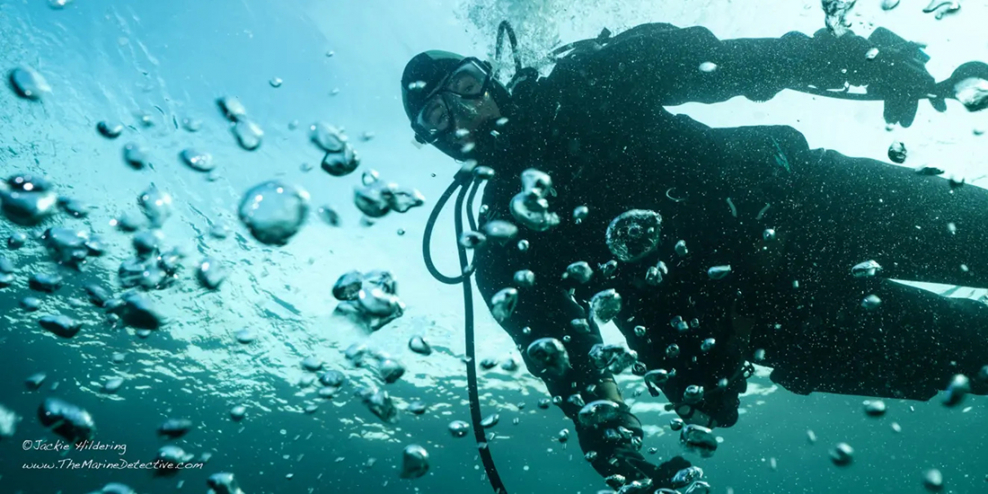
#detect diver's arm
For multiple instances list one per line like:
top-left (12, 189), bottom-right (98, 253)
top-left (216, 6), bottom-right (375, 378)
top-left (594, 25), bottom-right (939, 125)
top-left (474, 246), bottom-right (688, 489)
top-left (786, 148), bottom-right (988, 289)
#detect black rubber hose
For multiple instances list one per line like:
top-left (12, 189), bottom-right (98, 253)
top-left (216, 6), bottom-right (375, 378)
top-left (454, 176), bottom-right (508, 494)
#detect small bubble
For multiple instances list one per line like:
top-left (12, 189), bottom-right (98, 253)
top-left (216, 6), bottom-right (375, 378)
top-left (9, 66), bottom-right (51, 100)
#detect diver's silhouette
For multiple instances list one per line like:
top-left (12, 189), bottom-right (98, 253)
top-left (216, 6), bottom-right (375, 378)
top-left (404, 22), bottom-right (988, 490)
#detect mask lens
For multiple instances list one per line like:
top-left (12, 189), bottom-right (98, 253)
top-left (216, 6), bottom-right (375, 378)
top-left (414, 95), bottom-right (451, 140)
top-left (445, 61), bottom-right (488, 97)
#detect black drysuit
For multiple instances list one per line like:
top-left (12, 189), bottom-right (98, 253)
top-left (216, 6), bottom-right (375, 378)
top-left (469, 23), bottom-right (988, 488)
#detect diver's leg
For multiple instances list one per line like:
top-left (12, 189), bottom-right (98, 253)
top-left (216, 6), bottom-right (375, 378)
top-left (762, 277), bottom-right (988, 400)
top-left (787, 148), bottom-right (988, 289)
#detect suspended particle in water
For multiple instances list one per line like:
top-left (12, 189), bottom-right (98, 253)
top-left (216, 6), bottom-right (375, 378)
top-left (699, 62), bottom-right (718, 73)
top-left (865, 48), bottom-right (879, 60)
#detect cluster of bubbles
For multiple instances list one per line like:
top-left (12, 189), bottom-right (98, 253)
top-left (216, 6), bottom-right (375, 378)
top-left (332, 270), bottom-right (405, 331)
top-left (354, 170), bottom-right (426, 218)
top-left (510, 169), bottom-right (561, 231)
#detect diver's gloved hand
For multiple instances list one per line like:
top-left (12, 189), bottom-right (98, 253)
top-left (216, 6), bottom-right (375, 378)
top-left (579, 404), bottom-right (692, 491)
top-left (856, 28), bottom-right (944, 127)
top-left (935, 61), bottom-right (988, 112)
top-left (626, 454), bottom-right (693, 492)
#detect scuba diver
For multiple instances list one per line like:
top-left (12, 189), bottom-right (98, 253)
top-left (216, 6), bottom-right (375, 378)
top-left (405, 21), bottom-right (988, 492)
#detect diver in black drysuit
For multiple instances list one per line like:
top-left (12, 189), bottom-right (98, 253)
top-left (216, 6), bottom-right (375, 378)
top-left (402, 22), bottom-right (988, 490)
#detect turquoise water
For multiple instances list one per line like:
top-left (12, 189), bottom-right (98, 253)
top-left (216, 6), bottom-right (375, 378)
top-left (1, 0), bottom-right (987, 493)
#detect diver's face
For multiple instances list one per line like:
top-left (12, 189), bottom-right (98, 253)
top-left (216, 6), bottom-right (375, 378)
top-left (439, 92), bottom-right (501, 149)
top-left (413, 58), bottom-right (502, 157)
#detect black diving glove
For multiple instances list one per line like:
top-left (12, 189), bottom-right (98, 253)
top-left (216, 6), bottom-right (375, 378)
top-left (936, 61), bottom-right (988, 112)
top-left (578, 404), bottom-right (693, 492)
top-left (856, 28), bottom-right (945, 127)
